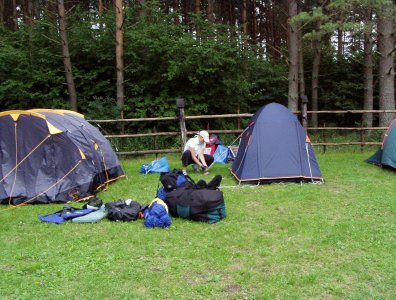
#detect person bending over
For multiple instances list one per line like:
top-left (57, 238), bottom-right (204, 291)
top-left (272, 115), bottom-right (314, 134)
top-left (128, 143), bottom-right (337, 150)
top-left (181, 130), bottom-right (214, 176)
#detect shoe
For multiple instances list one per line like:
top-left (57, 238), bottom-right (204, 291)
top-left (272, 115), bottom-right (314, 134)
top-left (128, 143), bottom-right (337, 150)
top-left (182, 169), bottom-right (188, 176)
top-left (192, 164), bottom-right (199, 172)
top-left (196, 180), bottom-right (207, 188)
top-left (207, 175), bottom-right (222, 189)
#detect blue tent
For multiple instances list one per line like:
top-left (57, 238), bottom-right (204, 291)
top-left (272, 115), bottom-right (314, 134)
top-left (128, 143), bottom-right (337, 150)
top-left (231, 103), bottom-right (323, 183)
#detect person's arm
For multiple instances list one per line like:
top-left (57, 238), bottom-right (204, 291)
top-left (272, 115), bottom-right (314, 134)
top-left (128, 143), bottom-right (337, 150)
top-left (198, 152), bottom-right (207, 168)
top-left (198, 151), bottom-right (209, 175)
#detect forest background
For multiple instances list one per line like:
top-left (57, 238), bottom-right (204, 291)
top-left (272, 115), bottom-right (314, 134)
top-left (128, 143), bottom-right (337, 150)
top-left (0, 0), bottom-right (395, 135)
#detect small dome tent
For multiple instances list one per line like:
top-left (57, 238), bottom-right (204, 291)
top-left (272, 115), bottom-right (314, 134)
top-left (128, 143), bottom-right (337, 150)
top-left (366, 118), bottom-right (396, 169)
top-left (231, 103), bottom-right (323, 183)
top-left (0, 109), bottom-right (124, 205)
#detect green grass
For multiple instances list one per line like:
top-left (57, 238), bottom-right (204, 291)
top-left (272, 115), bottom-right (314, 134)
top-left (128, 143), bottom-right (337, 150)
top-left (0, 151), bottom-right (395, 299)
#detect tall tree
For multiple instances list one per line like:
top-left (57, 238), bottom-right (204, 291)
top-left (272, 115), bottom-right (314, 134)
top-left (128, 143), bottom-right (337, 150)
top-left (287, 0), bottom-right (299, 111)
top-left (195, 0), bottom-right (200, 14)
top-left (0, 0), bottom-right (4, 25)
top-left (12, 0), bottom-right (17, 30)
top-left (115, 0), bottom-right (125, 116)
top-left (311, 17), bottom-right (321, 127)
top-left (98, 0), bottom-right (104, 15)
top-left (298, 27), bottom-right (305, 99)
top-left (57, 0), bottom-right (78, 111)
top-left (207, 0), bottom-right (214, 22)
top-left (362, 10), bottom-right (374, 128)
top-left (378, 1), bottom-right (395, 126)
top-left (23, 0), bottom-right (34, 26)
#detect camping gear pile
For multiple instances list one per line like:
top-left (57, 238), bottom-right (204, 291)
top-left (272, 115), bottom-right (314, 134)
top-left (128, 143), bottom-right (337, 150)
top-left (157, 169), bottom-right (226, 224)
top-left (38, 197), bottom-right (172, 228)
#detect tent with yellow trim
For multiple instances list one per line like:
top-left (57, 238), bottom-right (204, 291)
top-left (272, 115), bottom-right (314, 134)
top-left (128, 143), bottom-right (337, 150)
top-left (0, 109), bottom-right (124, 205)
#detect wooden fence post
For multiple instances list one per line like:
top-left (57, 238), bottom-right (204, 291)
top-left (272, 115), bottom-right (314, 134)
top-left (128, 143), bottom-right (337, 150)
top-left (177, 98), bottom-right (187, 151)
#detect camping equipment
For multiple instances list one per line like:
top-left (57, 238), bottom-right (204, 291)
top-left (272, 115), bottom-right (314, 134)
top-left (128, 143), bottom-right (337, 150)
top-left (72, 205), bottom-right (108, 223)
top-left (165, 186), bottom-right (226, 224)
top-left (231, 103), bottom-right (323, 183)
top-left (143, 198), bottom-right (172, 228)
top-left (38, 205), bottom-right (96, 224)
top-left (159, 169), bottom-right (194, 192)
top-left (82, 197), bottom-right (103, 210)
top-left (0, 109), bottom-right (124, 205)
top-left (163, 174), bottom-right (225, 224)
top-left (140, 156), bottom-right (170, 174)
top-left (106, 199), bottom-right (141, 221)
top-left (213, 144), bottom-right (234, 164)
top-left (366, 118), bottom-right (396, 169)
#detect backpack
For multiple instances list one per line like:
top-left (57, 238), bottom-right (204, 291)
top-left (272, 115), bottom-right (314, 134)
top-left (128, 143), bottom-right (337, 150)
top-left (159, 169), bottom-right (194, 192)
top-left (164, 183), bottom-right (226, 224)
top-left (105, 199), bottom-right (141, 221)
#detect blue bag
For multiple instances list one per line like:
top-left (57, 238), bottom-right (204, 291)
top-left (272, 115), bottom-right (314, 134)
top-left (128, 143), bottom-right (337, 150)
top-left (140, 156), bottom-right (170, 174)
top-left (213, 145), bottom-right (231, 164)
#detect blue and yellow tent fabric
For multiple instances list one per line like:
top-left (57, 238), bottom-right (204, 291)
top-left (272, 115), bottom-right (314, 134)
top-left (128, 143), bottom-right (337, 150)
top-left (0, 109), bottom-right (124, 205)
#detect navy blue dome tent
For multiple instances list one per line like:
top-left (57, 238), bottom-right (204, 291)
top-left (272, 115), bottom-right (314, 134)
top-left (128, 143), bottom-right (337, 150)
top-left (231, 103), bottom-right (323, 183)
top-left (0, 109), bottom-right (124, 205)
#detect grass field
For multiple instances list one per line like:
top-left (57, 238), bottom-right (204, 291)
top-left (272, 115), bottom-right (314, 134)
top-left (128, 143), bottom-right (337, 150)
top-left (0, 151), bottom-right (395, 299)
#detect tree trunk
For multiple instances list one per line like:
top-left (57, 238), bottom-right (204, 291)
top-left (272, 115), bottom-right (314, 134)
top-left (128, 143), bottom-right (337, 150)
top-left (173, 0), bottom-right (180, 25)
top-left (242, 0), bottom-right (248, 36)
top-left (57, 0), bottom-right (78, 111)
top-left (0, 0), bottom-right (4, 25)
top-left (138, 0), bottom-right (146, 18)
top-left (298, 28), bottom-right (305, 98)
top-left (337, 22), bottom-right (343, 59)
top-left (98, 0), bottom-right (103, 15)
top-left (363, 12), bottom-right (374, 128)
top-left (23, 0), bottom-right (33, 26)
top-left (311, 19), bottom-right (322, 127)
top-left (195, 0), bottom-right (200, 14)
top-left (250, 1), bottom-right (257, 44)
top-left (12, 0), bottom-right (17, 30)
top-left (115, 0), bottom-right (125, 116)
top-left (3, 0), bottom-right (16, 30)
top-left (287, 0), bottom-right (298, 111)
top-left (207, 0), bottom-right (214, 22)
top-left (378, 2), bottom-right (395, 126)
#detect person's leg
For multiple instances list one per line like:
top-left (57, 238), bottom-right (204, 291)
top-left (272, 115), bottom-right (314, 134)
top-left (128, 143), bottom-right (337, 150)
top-left (181, 150), bottom-right (194, 174)
top-left (204, 154), bottom-right (214, 167)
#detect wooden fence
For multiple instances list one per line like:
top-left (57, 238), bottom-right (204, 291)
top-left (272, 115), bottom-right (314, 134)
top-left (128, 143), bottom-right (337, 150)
top-left (89, 103), bottom-right (396, 155)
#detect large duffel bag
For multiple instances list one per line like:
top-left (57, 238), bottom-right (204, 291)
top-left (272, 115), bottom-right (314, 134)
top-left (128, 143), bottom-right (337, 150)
top-left (165, 186), bottom-right (226, 224)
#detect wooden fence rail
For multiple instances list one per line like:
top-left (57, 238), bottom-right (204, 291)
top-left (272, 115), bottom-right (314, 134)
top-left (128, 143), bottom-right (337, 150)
top-left (88, 107), bottom-right (396, 156)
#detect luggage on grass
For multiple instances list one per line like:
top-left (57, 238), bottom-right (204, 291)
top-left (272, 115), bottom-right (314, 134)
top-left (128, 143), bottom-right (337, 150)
top-left (164, 180), bottom-right (226, 224)
top-left (105, 199), bottom-right (141, 221)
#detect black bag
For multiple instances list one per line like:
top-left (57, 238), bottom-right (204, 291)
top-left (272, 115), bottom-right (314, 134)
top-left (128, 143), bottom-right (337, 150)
top-left (105, 200), bottom-right (141, 222)
top-left (160, 169), bottom-right (194, 192)
top-left (165, 186), bottom-right (226, 224)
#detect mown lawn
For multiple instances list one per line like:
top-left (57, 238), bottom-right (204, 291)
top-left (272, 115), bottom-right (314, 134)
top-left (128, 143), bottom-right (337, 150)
top-left (0, 151), bottom-right (395, 299)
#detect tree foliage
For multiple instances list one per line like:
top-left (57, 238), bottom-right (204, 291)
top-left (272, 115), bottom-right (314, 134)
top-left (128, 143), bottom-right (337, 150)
top-left (0, 0), bottom-right (395, 129)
